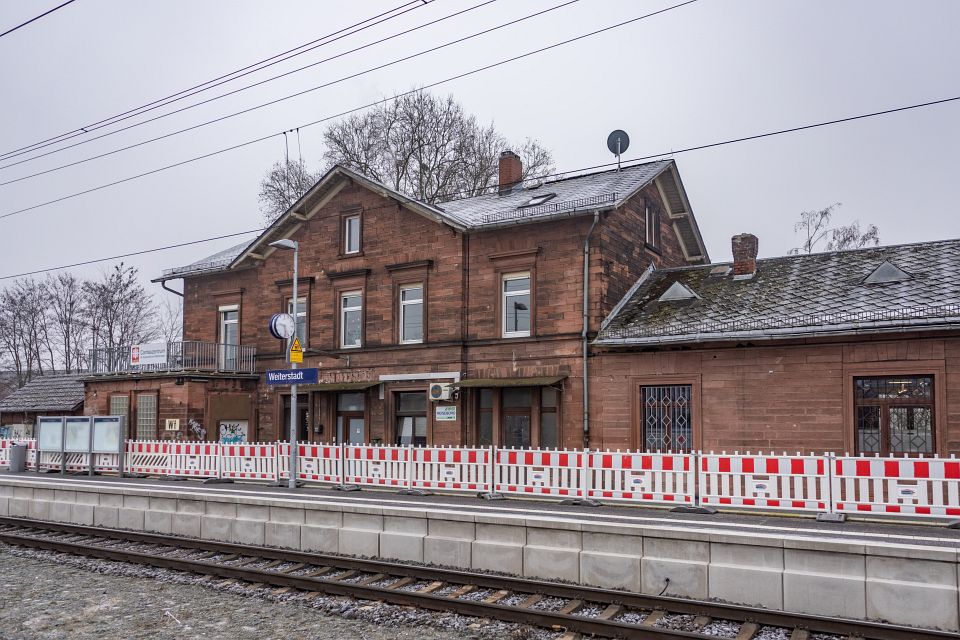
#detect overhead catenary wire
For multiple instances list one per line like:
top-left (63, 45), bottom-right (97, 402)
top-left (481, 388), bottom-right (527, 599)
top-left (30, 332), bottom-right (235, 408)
top-left (0, 0), bottom-right (77, 40)
top-left (0, 0), bottom-right (430, 161)
top-left (0, 0), bottom-right (699, 220)
top-left (2, 92), bottom-right (958, 282)
top-left (0, 0), bottom-right (544, 180)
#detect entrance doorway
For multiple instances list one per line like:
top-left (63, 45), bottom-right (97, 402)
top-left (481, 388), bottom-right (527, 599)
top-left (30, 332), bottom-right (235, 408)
top-left (281, 393), bottom-right (309, 441)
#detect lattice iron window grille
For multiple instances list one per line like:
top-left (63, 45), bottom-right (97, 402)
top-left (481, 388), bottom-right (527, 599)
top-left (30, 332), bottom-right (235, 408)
top-left (854, 376), bottom-right (934, 455)
top-left (641, 385), bottom-right (692, 452)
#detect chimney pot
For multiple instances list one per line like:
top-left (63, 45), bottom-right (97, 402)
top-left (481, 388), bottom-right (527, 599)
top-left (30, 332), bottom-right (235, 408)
top-left (498, 150), bottom-right (523, 195)
top-left (731, 233), bottom-right (759, 276)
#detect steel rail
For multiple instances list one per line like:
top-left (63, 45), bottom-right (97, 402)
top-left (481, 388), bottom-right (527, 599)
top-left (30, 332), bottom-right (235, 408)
top-left (0, 516), bottom-right (951, 640)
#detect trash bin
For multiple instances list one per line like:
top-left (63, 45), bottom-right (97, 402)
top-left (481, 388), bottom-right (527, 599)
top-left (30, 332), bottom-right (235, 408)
top-left (8, 444), bottom-right (27, 473)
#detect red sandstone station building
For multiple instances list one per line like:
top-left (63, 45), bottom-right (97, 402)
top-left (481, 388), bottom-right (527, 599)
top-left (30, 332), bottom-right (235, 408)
top-left (83, 153), bottom-right (960, 456)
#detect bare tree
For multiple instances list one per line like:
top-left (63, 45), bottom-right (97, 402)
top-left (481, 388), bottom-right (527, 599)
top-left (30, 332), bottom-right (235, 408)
top-left (157, 296), bottom-right (183, 343)
top-left (789, 203), bottom-right (880, 254)
top-left (258, 158), bottom-right (320, 223)
top-left (46, 273), bottom-right (87, 372)
top-left (0, 278), bottom-right (53, 386)
top-left (321, 90), bottom-right (554, 204)
top-left (83, 264), bottom-right (158, 355)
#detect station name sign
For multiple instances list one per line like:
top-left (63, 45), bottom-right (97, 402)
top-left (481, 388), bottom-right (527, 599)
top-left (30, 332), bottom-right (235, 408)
top-left (265, 368), bottom-right (319, 385)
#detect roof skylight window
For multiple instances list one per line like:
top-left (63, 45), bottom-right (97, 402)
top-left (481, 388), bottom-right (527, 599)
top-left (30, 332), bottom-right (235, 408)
top-left (657, 281), bottom-right (700, 302)
top-left (863, 261), bottom-right (911, 285)
top-left (520, 193), bottom-right (556, 208)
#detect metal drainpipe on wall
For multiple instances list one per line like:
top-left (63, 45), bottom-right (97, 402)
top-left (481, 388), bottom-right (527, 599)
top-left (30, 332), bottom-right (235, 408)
top-left (582, 211), bottom-right (600, 449)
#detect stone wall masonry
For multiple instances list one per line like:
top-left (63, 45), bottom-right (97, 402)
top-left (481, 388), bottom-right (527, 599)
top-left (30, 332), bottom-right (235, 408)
top-left (1, 477), bottom-right (957, 632)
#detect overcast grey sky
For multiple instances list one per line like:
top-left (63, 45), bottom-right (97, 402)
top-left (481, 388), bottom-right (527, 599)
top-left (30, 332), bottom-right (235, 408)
top-left (1, 0), bottom-right (958, 300)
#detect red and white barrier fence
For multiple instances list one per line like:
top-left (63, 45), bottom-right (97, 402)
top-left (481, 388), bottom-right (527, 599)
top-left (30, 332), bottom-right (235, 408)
top-left (2, 438), bottom-right (959, 520)
top-left (587, 451), bottom-right (695, 505)
top-left (342, 445), bottom-right (410, 488)
top-left (832, 455), bottom-right (960, 518)
top-left (494, 448), bottom-right (586, 499)
top-left (699, 452), bottom-right (830, 512)
top-left (411, 446), bottom-right (492, 493)
top-left (220, 443), bottom-right (277, 481)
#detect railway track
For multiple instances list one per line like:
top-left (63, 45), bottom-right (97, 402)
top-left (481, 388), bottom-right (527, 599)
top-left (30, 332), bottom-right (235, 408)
top-left (0, 516), bottom-right (949, 640)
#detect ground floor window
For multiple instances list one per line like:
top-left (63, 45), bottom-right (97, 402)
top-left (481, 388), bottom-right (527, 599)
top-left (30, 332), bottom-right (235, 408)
top-left (475, 386), bottom-right (561, 449)
top-left (640, 385), bottom-right (692, 452)
top-left (336, 392), bottom-right (365, 444)
top-left (395, 391), bottom-right (427, 446)
top-left (855, 376), bottom-right (934, 455)
top-left (135, 393), bottom-right (158, 440)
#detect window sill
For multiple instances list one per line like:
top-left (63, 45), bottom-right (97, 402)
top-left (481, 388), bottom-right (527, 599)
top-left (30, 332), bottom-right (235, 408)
top-left (502, 333), bottom-right (532, 340)
top-left (644, 242), bottom-right (662, 256)
top-left (339, 251), bottom-right (364, 259)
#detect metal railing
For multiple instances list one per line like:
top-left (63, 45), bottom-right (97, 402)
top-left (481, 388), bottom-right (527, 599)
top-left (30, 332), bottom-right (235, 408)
top-left (87, 341), bottom-right (257, 375)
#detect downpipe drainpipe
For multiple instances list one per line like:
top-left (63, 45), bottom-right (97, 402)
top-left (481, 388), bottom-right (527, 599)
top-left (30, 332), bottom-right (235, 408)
top-left (582, 211), bottom-right (600, 449)
top-left (160, 280), bottom-right (183, 297)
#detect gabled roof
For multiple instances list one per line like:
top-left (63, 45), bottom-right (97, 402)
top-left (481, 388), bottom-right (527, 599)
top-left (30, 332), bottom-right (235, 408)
top-left (158, 159), bottom-right (708, 280)
top-left (0, 373), bottom-right (85, 413)
top-left (596, 239), bottom-right (960, 346)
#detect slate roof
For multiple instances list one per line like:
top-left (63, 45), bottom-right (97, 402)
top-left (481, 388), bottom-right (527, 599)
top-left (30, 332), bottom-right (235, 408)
top-left (159, 160), bottom-right (707, 280)
top-left (0, 373), bottom-right (85, 413)
top-left (596, 239), bottom-right (960, 346)
top-left (438, 161), bottom-right (673, 227)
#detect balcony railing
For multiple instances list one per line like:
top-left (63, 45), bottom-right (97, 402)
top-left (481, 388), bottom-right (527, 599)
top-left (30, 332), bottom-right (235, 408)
top-left (87, 341), bottom-right (257, 375)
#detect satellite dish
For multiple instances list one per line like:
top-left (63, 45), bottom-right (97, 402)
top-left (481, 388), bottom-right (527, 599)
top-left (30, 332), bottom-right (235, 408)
top-left (607, 130), bottom-right (630, 155)
top-left (607, 130), bottom-right (629, 170)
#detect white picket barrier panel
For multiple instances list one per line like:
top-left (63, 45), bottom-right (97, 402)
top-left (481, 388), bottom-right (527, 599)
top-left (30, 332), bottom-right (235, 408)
top-left (277, 442), bottom-right (342, 484)
top-left (832, 454), bottom-right (960, 518)
top-left (587, 450), bottom-right (696, 505)
top-left (410, 446), bottom-right (492, 493)
top-left (168, 441), bottom-right (220, 479)
top-left (699, 452), bottom-right (830, 512)
top-left (342, 445), bottom-right (409, 488)
top-left (221, 442), bottom-right (278, 481)
top-left (494, 448), bottom-right (586, 499)
top-left (125, 440), bottom-right (171, 475)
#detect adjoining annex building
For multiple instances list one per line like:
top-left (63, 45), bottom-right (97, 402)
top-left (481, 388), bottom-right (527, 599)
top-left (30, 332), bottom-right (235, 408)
top-left (81, 153), bottom-right (960, 455)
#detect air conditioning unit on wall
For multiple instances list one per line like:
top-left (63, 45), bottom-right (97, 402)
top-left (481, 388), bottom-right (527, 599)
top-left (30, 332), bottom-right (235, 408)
top-left (428, 383), bottom-right (453, 401)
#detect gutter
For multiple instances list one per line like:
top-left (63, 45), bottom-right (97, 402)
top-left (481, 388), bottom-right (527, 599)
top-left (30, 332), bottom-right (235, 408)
top-left (582, 211), bottom-right (601, 449)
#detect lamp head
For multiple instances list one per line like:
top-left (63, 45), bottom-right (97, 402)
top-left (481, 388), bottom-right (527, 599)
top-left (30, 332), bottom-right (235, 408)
top-left (269, 239), bottom-right (298, 251)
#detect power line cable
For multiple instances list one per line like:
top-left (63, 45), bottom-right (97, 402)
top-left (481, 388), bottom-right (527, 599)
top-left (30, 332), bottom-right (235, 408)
top-left (0, 0), bottom-right (429, 161)
top-left (0, 0), bottom-right (519, 178)
top-left (3, 91), bottom-right (958, 281)
top-left (0, 0), bottom-right (697, 219)
top-left (0, 0), bottom-right (77, 39)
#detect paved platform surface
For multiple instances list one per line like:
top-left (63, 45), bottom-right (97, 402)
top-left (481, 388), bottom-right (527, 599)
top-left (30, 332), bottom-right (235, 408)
top-left (3, 470), bottom-right (959, 549)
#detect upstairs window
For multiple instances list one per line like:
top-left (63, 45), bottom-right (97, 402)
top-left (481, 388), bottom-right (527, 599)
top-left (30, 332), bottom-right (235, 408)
top-left (645, 205), bottom-right (661, 248)
top-left (855, 376), bottom-right (934, 455)
top-left (344, 214), bottom-right (361, 254)
top-left (502, 272), bottom-right (531, 338)
top-left (399, 284), bottom-right (424, 343)
top-left (287, 296), bottom-right (307, 343)
top-left (340, 291), bottom-right (362, 348)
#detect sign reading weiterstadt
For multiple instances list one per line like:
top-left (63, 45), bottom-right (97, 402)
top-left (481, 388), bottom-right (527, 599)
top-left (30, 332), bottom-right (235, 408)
top-left (265, 368), bottom-right (319, 385)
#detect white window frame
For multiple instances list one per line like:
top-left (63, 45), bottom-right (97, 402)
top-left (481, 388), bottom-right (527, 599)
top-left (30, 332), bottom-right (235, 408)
top-left (344, 214), bottom-right (361, 254)
top-left (399, 284), bottom-right (424, 344)
top-left (218, 304), bottom-right (239, 345)
top-left (502, 272), bottom-right (531, 338)
top-left (645, 205), bottom-right (658, 247)
top-left (287, 296), bottom-right (307, 343)
top-left (340, 291), bottom-right (363, 349)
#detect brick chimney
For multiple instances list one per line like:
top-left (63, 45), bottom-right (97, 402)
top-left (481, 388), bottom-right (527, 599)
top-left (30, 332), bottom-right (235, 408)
top-left (498, 150), bottom-right (522, 195)
top-left (731, 233), bottom-right (759, 276)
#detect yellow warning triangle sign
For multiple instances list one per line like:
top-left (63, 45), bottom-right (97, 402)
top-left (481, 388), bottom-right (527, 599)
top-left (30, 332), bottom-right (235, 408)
top-left (289, 337), bottom-right (303, 363)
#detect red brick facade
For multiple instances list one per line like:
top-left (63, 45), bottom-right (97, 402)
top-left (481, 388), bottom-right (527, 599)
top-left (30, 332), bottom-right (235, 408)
top-left (86, 169), bottom-right (689, 448)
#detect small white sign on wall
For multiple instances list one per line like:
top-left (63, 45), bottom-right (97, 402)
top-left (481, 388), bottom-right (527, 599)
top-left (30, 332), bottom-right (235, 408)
top-left (435, 405), bottom-right (457, 421)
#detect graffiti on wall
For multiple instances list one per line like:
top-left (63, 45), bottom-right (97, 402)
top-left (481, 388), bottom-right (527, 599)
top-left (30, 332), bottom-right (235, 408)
top-left (188, 419), bottom-right (206, 441)
top-left (218, 420), bottom-right (248, 444)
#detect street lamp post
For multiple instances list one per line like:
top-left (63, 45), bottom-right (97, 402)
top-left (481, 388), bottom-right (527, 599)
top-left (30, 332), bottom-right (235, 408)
top-left (269, 239), bottom-right (299, 489)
